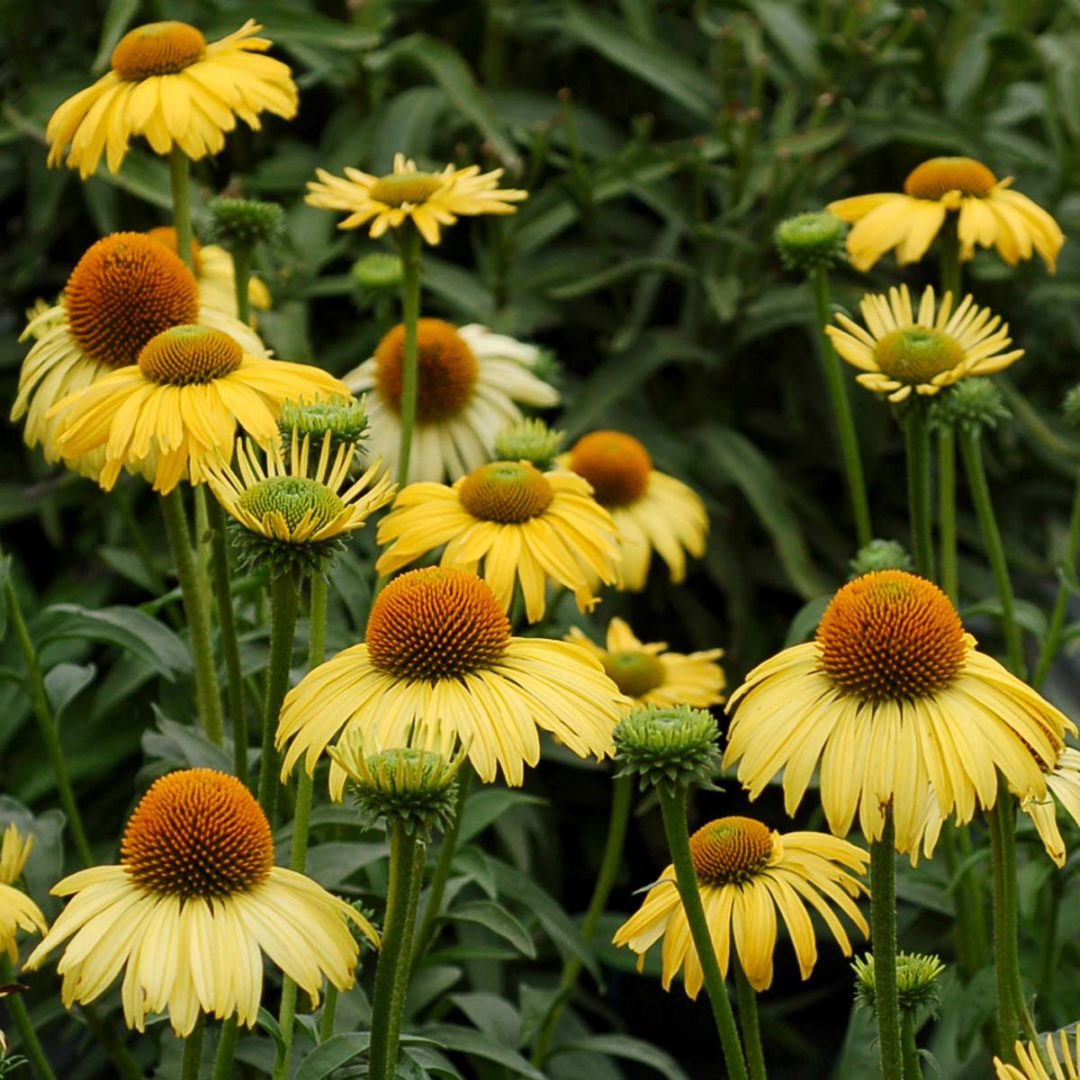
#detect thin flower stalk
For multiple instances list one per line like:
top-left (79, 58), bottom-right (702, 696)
top-left (0, 957), bottom-right (57, 1080)
top-left (532, 773), bottom-right (633, 1065)
top-left (257, 572), bottom-right (300, 816)
top-left (734, 959), bottom-right (767, 1080)
top-left (811, 264), bottom-right (872, 547)
top-left (904, 403), bottom-right (935, 579)
top-left (656, 785), bottom-right (749, 1080)
top-left (180, 1015), bottom-right (204, 1080)
top-left (870, 813), bottom-right (903, 1080)
top-left (368, 823), bottom-right (426, 1080)
top-left (395, 225), bottom-right (423, 487)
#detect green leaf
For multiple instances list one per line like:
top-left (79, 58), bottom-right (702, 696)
top-left (293, 1033), bottom-right (369, 1079)
top-left (458, 789), bottom-right (547, 845)
top-left (142, 710), bottom-right (235, 774)
top-left (554, 1034), bottom-right (690, 1080)
top-left (40, 603), bottom-right (191, 680)
top-left (375, 35), bottom-right (519, 168)
top-left (447, 900), bottom-right (537, 959)
top-left (959, 598), bottom-right (1047, 641)
top-left (256, 1006), bottom-right (287, 1057)
top-left (421, 1024), bottom-right (546, 1080)
top-left (449, 992), bottom-right (521, 1047)
top-left (748, 1), bottom-right (820, 81)
top-left (700, 428), bottom-right (829, 599)
top-left (545, 258), bottom-right (693, 301)
top-left (0, 555), bottom-right (10, 640)
top-left (561, 4), bottom-right (719, 119)
top-left (784, 596), bottom-right (830, 646)
top-left (43, 663), bottom-right (96, 725)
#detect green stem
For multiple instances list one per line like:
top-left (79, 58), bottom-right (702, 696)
top-left (319, 986), bottom-right (338, 1042)
top-left (368, 824), bottom-right (426, 1080)
top-left (394, 226), bottom-right (423, 487)
top-left (1033, 473), bottom-right (1080, 688)
top-left (734, 959), bottom-right (767, 1080)
top-left (168, 148), bottom-right (194, 269)
top-left (870, 812), bottom-right (903, 1080)
top-left (114, 485), bottom-right (165, 595)
top-left (257, 573), bottom-right (300, 817)
top-left (272, 575), bottom-right (328, 1080)
top-left (900, 1010), bottom-right (922, 1080)
top-left (412, 767), bottom-right (473, 970)
top-left (992, 780), bottom-right (1041, 1048)
top-left (2, 568), bottom-right (93, 867)
top-left (79, 1005), bottom-right (143, 1080)
top-left (903, 403), bottom-right (935, 580)
top-left (207, 499), bottom-right (246, 778)
top-left (160, 490), bottom-right (225, 744)
top-left (232, 245), bottom-right (253, 326)
top-left (0, 957), bottom-right (58, 1080)
top-left (657, 786), bottom-right (748, 1080)
top-left (210, 1017), bottom-right (238, 1080)
top-left (532, 774), bottom-right (632, 1065)
top-left (987, 789), bottom-right (1019, 1056)
top-left (939, 217), bottom-right (962, 305)
top-left (180, 1016), bottom-right (204, 1080)
top-left (959, 429), bottom-right (1025, 676)
top-left (810, 265), bottom-right (873, 548)
top-left (938, 428), bottom-right (958, 603)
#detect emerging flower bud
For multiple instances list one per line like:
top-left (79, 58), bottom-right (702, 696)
top-left (613, 704), bottom-right (722, 794)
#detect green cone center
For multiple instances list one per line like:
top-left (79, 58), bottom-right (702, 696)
top-left (873, 327), bottom-right (965, 385)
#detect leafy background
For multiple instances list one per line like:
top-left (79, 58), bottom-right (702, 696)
top-left (3, 0), bottom-right (1080, 1076)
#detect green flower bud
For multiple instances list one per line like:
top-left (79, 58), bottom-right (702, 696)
top-left (329, 740), bottom-right (465, 837)
top-left (351, 253), bottom-right (404, 307)
top-left (613, 704), bottom-right (722, 794)
top-left (774, 211), bottom-right (847, 273)
top-left (852, 952), bottom-right (945, 1015)
top-left (849, 539), bottom-right (914, 578)
top-left (928, 378), bottom-right (1011, 433)
top-left (206, 197), bottom-right (285, 251)
top-left (278, 396), bottom-right (369, 456)
top-left (494, 418), bottom-right (566, 471)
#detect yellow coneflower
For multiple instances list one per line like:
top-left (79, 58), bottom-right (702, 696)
top-left (276, 567), bottom-right (628, 794)
top-left (559, 431), bottom-right (708, 591)
top-left (345, 319), bottom-right (559, 483)
top-left (566, 617), bottom-right (725, 707)
top-left (306, 153), bottom-right (527, 244)
top-left (996, 1028), bottom-right (1080, 1079)
top-left (46, 20), bottom-right (298, 178)
top-left (826, 284), bottom-right (1023, 403)
top-left (12, 232), bottom-right (263, 477)
top-left (613, 816), bottom-right (868, 994)
top-left (50, 325), bottom-right (348, 494)
top-left (25, 770), bottom-right (376, 1036)
top-left (204, 434), bottom-right (395, 570)
top-left (724, 571), bottom-right (1075, 855)
top-left (0, 825), bottom-right (47, 962)
top-left (146, 226), bottom-right (271, 320)
top-left (375, 461), bottom-right (619, 622)
top-left (828, 156), bottom-right (1064, 272)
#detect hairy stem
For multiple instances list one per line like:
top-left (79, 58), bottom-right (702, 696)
top-left (903, 403), bottom-right (934, 580)
top-left (870, 813), bottom-right (903, 1080)
top-left (394, 226), bottom-right (423, 487)
top-left (734, 958), bottom-right (767, 1080)
top-left (257, 572), bottom-right (300, 817)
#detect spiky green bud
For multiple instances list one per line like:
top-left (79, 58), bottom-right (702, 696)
top-left (849, 539), bottom-right (914, 578)
top-left (774, 212), bottom-right (847, 273)
top-left (613, 704), bottom-right (721, 794)
top-left (278, 396), bottom-right (369, 457)
top-left (329, 740), bottom-right (465, 837)
top-left (206, 197), bottom-right (285, 251)
top-left (351, 253), bottom-right (404, 307)
top-left (853, 952), bottom-right (945, 1015)
top-left (928, 378), bottom-right (1011, 434)
top-left (494, 419), bottom-right (566, 471)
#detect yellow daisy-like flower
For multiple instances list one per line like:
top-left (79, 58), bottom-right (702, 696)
top-left (12, 232), bottom-right (263, 478)
top-left (306, 152), bottom-right (527, 245)
top-left (566, 617), bottom-right (725, 706)
top-left (50, 325), bottom-right (348, 495)
top-left (996, 1029), bottom-right (1080, 1079)
top-left (0, 825), bottom-right (47, 963)
top-left (613, 816), bottom-right (868, 994)
top-left (1018, 745), bottom-right (1080, 869)
top-left (826, 284), bottom-right (1023, 403)
top-left (345, 319), bottom-right (559, 484)
top-left (46, 20), bottom-right (298, 179)
top-left (723, 571), bottom-right (1075, 855)
top-left (146, 226), bottom-right (271, 320)
top-left (559, 431), bottom-right (708, 591)
top-left (25, 769), bottom-right (376, 1036)
top-left (276, 567), bottom-right (628, 795)
top-left (828, 156), bottom-right (1064, 272)
top-left (205, 433), bottom-right (395, 544)
top-left (375, 461), bottom-right (619, 623)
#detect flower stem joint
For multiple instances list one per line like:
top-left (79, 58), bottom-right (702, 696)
top-left (929, 378), bottom-right (1011, 435)
top-left (853, 952), bottom-right (946, 1016)
top-left (613, 704), bottom-right (723, 794)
